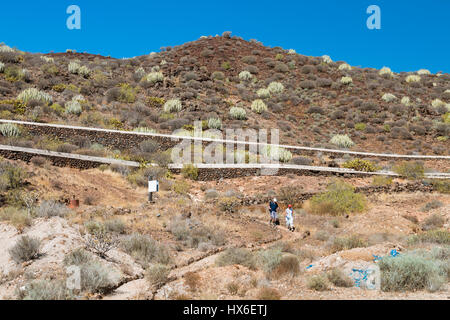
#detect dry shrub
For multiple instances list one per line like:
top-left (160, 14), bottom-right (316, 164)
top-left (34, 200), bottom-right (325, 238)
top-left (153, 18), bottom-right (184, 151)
top-left (184, 271), bottom-right (201, 292)
top-left (331, 235), bottom-right (368, 252)
top-left (273, 254), bottom-right (300, 278)
top-left (146, 263), bottom-right (171, 287)
top-left (226, 281), bottom-right (240, 295)
top-left (327, 268), bottom-right (353, 287)
top-left (307, 274), bottom-right (329, 291)
top-left (9, 236), bottom-right (41, 263)
top-left (256, 287), bottom-right (281, 300)
top-left (216, 248), bottom-right (256, 269)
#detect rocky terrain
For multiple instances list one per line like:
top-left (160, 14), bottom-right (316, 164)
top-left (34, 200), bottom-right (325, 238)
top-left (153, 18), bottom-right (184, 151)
top-left (0, 33), bottom-right (448, 300)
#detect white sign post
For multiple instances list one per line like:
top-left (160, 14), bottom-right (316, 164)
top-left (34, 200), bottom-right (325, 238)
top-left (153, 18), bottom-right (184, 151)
top-left (148, 176), bottom-right (159, 202)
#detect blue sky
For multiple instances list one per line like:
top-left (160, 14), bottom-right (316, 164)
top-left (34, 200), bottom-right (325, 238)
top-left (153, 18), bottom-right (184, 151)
top-left (1, 0), bottom-right (449, 73)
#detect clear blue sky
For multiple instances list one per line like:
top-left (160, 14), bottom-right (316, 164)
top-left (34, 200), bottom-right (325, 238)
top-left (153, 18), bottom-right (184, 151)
top-left (1, 0), bottom-right (449, 73)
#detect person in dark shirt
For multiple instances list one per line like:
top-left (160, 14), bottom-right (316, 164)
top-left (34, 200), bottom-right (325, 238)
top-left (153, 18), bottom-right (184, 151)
top-left (269, 198), bottom-right (279, 226)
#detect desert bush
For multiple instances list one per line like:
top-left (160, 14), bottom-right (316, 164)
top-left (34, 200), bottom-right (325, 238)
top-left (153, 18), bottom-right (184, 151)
top-left (392, 161), bottom-right (424, 180)
top-left (310, 180), bottom-right (366, 216)
top-left (184, 271), bottom-right (201, 292)
top-left (330, 134), bottom-right (354, 148)
top-left (207, 117), bottom-right (222, 129)
top-left (218, 196), bottom-right (240, 213)
top-left (273, 254), bottom-right (300, 278)
top-left (104, 219), bottom-right (126, 234)
top-left (379, 66), bottom-right (393, 77)
top-left (163, 99), bottom-right (182, 113)
top-left (429, 179), bottom-right (450, 194)
top-left (421, 200), bottom-right (443, 212)
top-left (257, 249), bottom-right (283, 275)
top-left (0, 123), bottom-right (21, 137)
top-left (257, 88), bottom-right (271, 99)
top-left (408, 230), bottom-right (450, 245)
top-left (406, 75), bottom-right (421, 83)
top-left (267, 81), bottom-right (284, 94)
top-left (229, 107), bottom-right (247, 120)
top-left (36, 200), bottom-right (71, 218)
top-left (261, 145), bottom-right (292, 163)
top-left (139, 139), bottom-right (159, 153)
top-left (379, 251), bottom-right (447, 292)
top-left (422, 213), bottom-right (445, 230)
top-left (0, 206), bottom-right (32, 230)
top-left (342, 159), bottom-right (379, 172)
top-left (277, 186), bottom-right (300, 205)
top-left (401, 96), bottom-right (411, 106)
top-left (144, 71), bottom-right (164, 84)
top-left (226, 281), bottom-right (240, 295)
top-left (18, 279), bottom-right (73, 300)
top-left (417, 69), bottom-right (431, 75)
top-left (0, 62), bottom-right (4, 73)
top-left (17, 88), bottom-right (52, 105)
top-left (9, 236), bottom-right (41, 263)
top-left (239, 71), bottom-right (252, 81)
top-left (0, 161), bottom-right (26, 190)
top-left (63, 248), bottom-right (93, 266)
top-left (338, 63), bottom-right (351, 71)
top-left (251, 99), bottom-right (267, 114)
top-left (211, 71), bottom-right (225, 80)
top-left (79, 261), bottom-right (114, 293)
top-left (181, 164), bottom-right (198, 180)
top-left (216, 248), bottom-right (256, 269)
top-left (382, 93), bottom-right (397, 102)
top-left (146, 263), bottom-right (170, 287)
top-left (327, 268), bottom-right (353, 287)
top-left (307, 274), bottom-right (329, 291)
top-left (322, 55), bottom-right (332, 63)
top-left (256, 287), bottom-right (281, 300)
top-left (372, 176), bottom-right (393, 186)
top-left (121, 233), bottom-right (172, 266)
top-left (340, 76), bottom-right (353, 85)
top-left (331, 235), bottom-right (368, 252)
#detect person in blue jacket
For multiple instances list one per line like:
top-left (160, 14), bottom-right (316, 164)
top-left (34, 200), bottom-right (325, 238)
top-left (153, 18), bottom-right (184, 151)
top-left (269, 198), bottom-right (279, 226)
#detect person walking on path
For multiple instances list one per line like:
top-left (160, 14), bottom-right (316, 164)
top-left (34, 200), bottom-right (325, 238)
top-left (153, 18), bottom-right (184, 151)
top-left (285, 204), bottom-right (295, 231)
top-left (269, 198), bottom-right (279, 227)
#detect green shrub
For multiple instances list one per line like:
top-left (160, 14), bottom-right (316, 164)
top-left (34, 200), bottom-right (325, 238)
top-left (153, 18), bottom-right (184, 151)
top-left (216, 248), bottom-right (256, 269)
top-left (307, 275), bottom-right (329, 291)
top-left (144, 71), bottom-right (164, 84)
top-left (121, 233), bottom-right (172, 266)
top-left (408, 230), bottom-right (450, 245)
top-left (354, 123), bottom-right (366, 131)
top-left (17, 88), bottom-right (52, 105)
top-left (331, 235), bottom-right (368, 252)
top-left (429, 179), bottom-right (450, 194)
top-left (342, 159), bottom-right (379, 172)
top-left (146, 263), bottom-right (170, 286)
top-left (104, 219), bottom-right (126, 234)
top-left (327, 268), bottom-right (353, 287)
top-left (229, 107), bottom-right (247, 120)
top-left (330, 134), bottom-right (354, 148)
top-left (0, 206), bottom-right (32, 230)
top-left (9, 236), bottom-right (41, 263)
top-left (379, 251), bottom-right (447, 292)
top-left (372, 176), bottom-right (393, 186)
top-left (207, 117), bottom-right (222, 130)
top-left (118, 83), bottom-right (137, 103)
top-left (267, 81), bottom-right (284, 94)
top-left (168, 216), bottom-right (225, 248)
top-left (18, 279), bottom-right (73, 300)
top-left (79, 262), bottom-right (114, 293)
top-left (63, 248), bottom-right (93, 266)
top-left (218, 196), bottom-right (240, 213)
top-left (0, 123), bottom-right (21, 137)
top-left (181, 164), bottom-right (198, 180)
top-left (163, 99), bottom-right (182, 113)
top-left (309, 180), bottom-right (366, 215)
top-left (65, 100), bottom-right (82, 115)
top-left (172, 180), bottom-right (190, 195)
top-left (257, 88), bottom-right (271, 99)
top-left (36, 200), bottom-right (71, 218)
top-left (257, 249), bottom-right (283, 275)
top-left (251, 99), bottom-right (267, 114)
top-left (422, 214), bottom-right (445, 232)
top-left (393, 161), bottom-right (425, 180)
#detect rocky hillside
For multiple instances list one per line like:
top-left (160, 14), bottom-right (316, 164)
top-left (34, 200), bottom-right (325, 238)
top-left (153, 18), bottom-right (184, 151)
top-left (0, 33), bottom-right (449, 157)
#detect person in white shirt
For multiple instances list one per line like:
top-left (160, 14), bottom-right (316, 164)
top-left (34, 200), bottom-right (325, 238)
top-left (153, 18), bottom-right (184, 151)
top-left (285, 204), bottom-right (295, 232)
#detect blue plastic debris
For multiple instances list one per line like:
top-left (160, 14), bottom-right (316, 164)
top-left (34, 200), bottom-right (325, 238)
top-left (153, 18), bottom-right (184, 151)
top-left (372, 254), bottom-right (382, 262)
top-left (306, 264), bottom-right (313, 269)
top-left (390, 249), bottom-right (400, 257)
top-left (350, 268), bottom-right (370, 287)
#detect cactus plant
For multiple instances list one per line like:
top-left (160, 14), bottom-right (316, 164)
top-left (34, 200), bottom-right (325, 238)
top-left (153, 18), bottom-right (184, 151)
top-left (330, 134), bottom-right (354, 148)
top-left (0, 123), bottom-right (21, 137)
top-left (17, 88), bottom-right (53, 104)
top-left (251, 99), bottom-right (268, 114)
top-left (163, 99), bottom-right (182, 113)
top-left (267, 81), bottom-right (284, 94)
top-left (229, 107), bottom-right (247, 120)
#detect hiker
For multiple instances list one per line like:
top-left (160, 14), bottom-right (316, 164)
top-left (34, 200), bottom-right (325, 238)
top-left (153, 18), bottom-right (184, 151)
top-left (285, 204), bottom-right (295, 232)
top-left (269, 198), bottom-right (279, 226)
